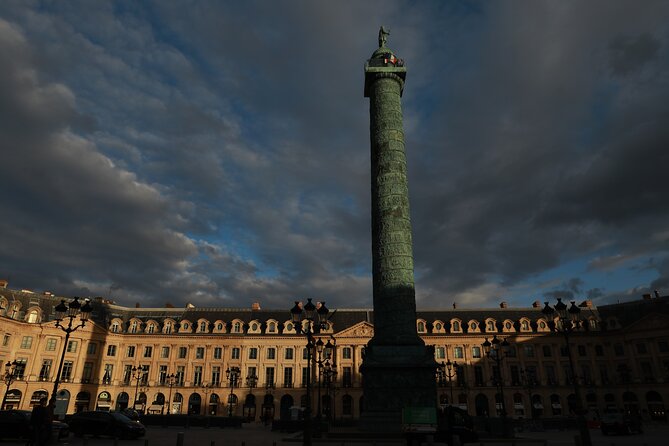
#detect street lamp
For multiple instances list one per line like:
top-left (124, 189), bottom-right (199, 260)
top-left (315, 338), bottom-right (335, 421)
top-left (165, 373), bottom-right (176, 415)
top-left (437, 359), bottom-right (458, 405)
top-left (226, 366), bottom-right (240, 417)
top-left (482, 335), bottom-right (511, 436)
top-left (321, 358), bottom-right (337, 422)
top-left (131, 365), bottom-right (145, 411)
top-left (2, 360), bottom-right (19, 410)
top-left (50, 297), bottom-right (92, 414)
top-left (542, 298), bottom-right (593, 446)
top-left (290, 298), bottom-right (330, 446)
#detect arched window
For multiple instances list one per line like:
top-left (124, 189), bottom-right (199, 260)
top-left (487, 320), bottom-right (496, 332)
top-left (27, 311), bottom-right (40, 323)
top-left (111, 323), bottom-right (119, 333)
top-left (417, 321), bottom-right (426, 333)
top-left (233, 322), bottom-right (241, 333)
top-left (164, 322), bottom-right (172, 334)
top-left (452, 321), bottom-right (461, 332)
top-left (521, 320), bottom-right (530, 331)
top-left (268, 322), bottom-right (276, 332)
top-left (342, 395), bottom-right (353, 416)
top-left (217, 323), bottom-right (223, 330)
top-left (200, 322), bottom-right (207, 332)
top-left (130, 321), bottom-right (138, 333)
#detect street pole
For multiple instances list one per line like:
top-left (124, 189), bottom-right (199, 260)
top-left (226, 366), bottom-right (240, 417)
top-left (50, 297), bottom-right (92, 417)
top-left (483, 335), bottom-right (510, 437)
top-left (166, 373), bottom-right (175, 415)
top-left (542, 298), bottom-right (593, 446)
top-left (290, 298), bottom-right (331, 446)
top-left (2, 360), bottom-right (18, 410)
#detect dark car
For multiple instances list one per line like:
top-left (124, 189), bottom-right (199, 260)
top-left (435, 406), bottom-right (478, 445)
top-left (0, 409), bottom-right (69, 440)
top-left (600, 412), bottom-right (643, 435)
top-left (68, 410), bottom-right (145, 439)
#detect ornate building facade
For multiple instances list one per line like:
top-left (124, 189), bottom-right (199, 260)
top-left (1, 282), bottom-right (667, 422)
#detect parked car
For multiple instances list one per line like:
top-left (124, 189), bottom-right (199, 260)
top-left (600, 412), bottom-right (643, 435)
top-left (0, 409), bottom-right (69, 440)
top-left (120, 407), bottom-right (140, 421)
top-left (68, 410), bottom-right (145, 439)
top-left (435, 406), bottom-right (478, 444)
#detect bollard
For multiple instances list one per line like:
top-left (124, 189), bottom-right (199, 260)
top-left (176, 431), bottom-right (184, 446)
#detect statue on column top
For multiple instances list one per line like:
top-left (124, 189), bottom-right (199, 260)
top-left (378, 26), bottom-right (390, 48)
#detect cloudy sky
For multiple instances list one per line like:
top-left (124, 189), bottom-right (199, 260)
top-left (1, 1), bottom-right (668, 310)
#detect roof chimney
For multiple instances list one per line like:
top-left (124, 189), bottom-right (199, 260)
top-left (452, 302), bottom-right (457, 309)
top-left (252, 302), bottom-right (261, 311)
top-left (532, 300), bottom-right (541, 308)
top-left (581, 300), bottom-right (593, 308)
top-left (643, 293), bottom-right (652, 301)
top-left (135, 302), bottom-right (141, 308)
top-left (0, 279), bottom-right (8, 288)
top-left (500, 301), bottom-right (508, 309)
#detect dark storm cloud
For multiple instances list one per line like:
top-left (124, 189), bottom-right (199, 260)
top-left (1, 1), bottom-right (669, 309)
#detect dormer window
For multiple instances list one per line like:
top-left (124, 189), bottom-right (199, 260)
top-left (200, 322), bottom-right (207, 332)
top-left (486, 321), bottom-right (496, 332)
top-left (417, 321), bottom-right (426, 333)
top-left (452, 321), bottom-right (461, 332)
top-left (470, 322), bottom-right (478, 331)
top-left (233, 322), bottom-right (241, 333)
top-left (521, 320), bottom-right (530, 331)
top-left (147, 324), bottom-right (155, 334)
top-left (165, 322), bottom-right (172, 334)
top-left (268, 322), bottom-right (276, 333)
top-left (130, 321), bottom-right (138, 334)
top-left (111, 323), bottom-right (119, 333)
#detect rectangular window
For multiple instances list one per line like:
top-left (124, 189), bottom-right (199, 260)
top-left (176, 366), bottom-right (185, 386)
top-left (267, 348), bottom-right (276, 359)
top-left (265, 367), bottom-right (275, 387)
top-left (143, 346), bottom-right (153, 358)
top-left (178, 347), bottom-right (188, 359)
top-left (454, 346), bottom-right (464, 358)
top-left (141, 366), bottom-right (149, 385)
top-left (343, 367), bottom-right (352, 387)
top-left (342, 347), bottom-right (352, 359)
top-left (61, 361), bottom-right (73, 381)
top-left (159, 365), bottom-right (168, 385)
top-left (581, 364), bottom-right (592, 385)
top-left (127, 346), bottom-right (135, 357)
top-left (510, 365), bottom-right (520, 385)
top-left (658, 340), bottom-right (669, 353)
top-left (542, 345), bottom-right (552, 357)
top-left (103, 364), bottom-right (113, 384)
top-left (39, 359), bottom-right (52, 381)
top-left (545, 365), bottom-right (557, 385)
top-left (45, 338), bottom-right (57, 351)
top-left (577, 345), bottom-right (586, 356)
top-left (641, 362), bottom-right (653, 382)
top-left (82, 362), bottom-right (93, 382)
top-left (20, 336), bottom-right (33, 349)
top-left (560, 345), bottom-right (569, 357)
top-left (87, 342), bottom-right (97, 355)
top-left (214, 347), bottom-right (222, 359)
top-left (161, 346), bottom-right (170, 358)
top-left (123, 365), bottom-right (132, 385)
top-left (14, 360), bottom-right (27, 379)
top-left (599, 365), bottom-right (610, 384)
top-left (284, 347), bottom-right (294, 360)
top-left (637, 343), bottom-right (647, 354)
top-left (107, 345), bottom-right (117, 356)
top-left (231, 347), bottom-right (240, 359)
top-left (284, 367), bottom-right (293, 387)
top-left (525, 365), bottom-right (539, 385)
top-left (302, 367), bottom-right (309, 387)
top-left (303, 348), bottom-right (310, 360)
top-left (471, 346), bottom-right (481, 358)
top-left (524, 345), bottom-right (535, 358)
top-left (595, 345), bottom-right (604, 356)
top-left (435, 347), bottom-right (445, 359)
top-left (2, 334), bottom-right (9, 346)
top-left (196, 347), bottom-right (205, 359)
top-left (614, 343), bottom-right (624, 356)
top-left (193, 366), bottom-right (203, 386)
top-left (212, 366), bottom-right (221, 386)
top-left (67, 340), bottom-right (78, 353)
top-left (474, 366), bottom-right (484, 386)
top-left (249, 348), bottom-right (258, 359)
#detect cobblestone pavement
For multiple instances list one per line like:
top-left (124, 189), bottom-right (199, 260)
top-left (1, 423), bottom-right (668, 446)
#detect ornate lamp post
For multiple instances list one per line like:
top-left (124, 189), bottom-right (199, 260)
top-left (482, 335), bottom-right (511, 436)
top-left (165, 373), bottom-right (176, 414)
top-left (437, 359), bottom-right (458, 405)
top-left (321, 357), bottom-right (337, 422)
top-left (2, 360), bottom-right (19, 410)
top-left (290, 298), bottom-right (330, 446)
top-left (50, 297), bottom-right (92, 414)
top-left (131, 365), bottom-right (145, 411)
top-left (542, 298), bottom-right (593, 446)
top-left (226, 366), bottom-right (240, 417)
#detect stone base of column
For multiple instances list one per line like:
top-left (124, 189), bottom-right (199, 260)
top-left (359, 344), bottom-right (437, 432)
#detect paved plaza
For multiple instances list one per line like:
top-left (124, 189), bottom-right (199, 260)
top-left (1, 423), bottom-right (669, 446)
